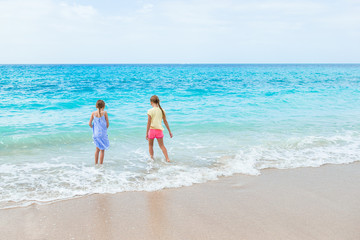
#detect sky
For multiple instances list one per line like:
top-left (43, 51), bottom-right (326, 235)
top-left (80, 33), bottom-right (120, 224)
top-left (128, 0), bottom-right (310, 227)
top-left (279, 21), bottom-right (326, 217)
top-left (0, 0), bottom-right (359, 64)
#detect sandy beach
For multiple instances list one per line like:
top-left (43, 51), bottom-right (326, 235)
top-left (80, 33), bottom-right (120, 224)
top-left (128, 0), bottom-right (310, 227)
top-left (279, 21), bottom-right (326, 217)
top-left (1, 162), bottom-right (359, 240)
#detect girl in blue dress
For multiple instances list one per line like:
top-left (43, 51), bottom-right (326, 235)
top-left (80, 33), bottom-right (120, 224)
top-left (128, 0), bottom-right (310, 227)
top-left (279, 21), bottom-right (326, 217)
top-left (89, 100), bottom-right (110, 164)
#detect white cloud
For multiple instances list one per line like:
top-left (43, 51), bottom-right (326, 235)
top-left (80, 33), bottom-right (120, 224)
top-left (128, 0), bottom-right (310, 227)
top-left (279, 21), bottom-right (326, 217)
top-left (0, 0), bottom-right (359, 63)
top-left (137, 3), bottom-right (154, 14)
top-left (59, 2), bottom-right (98, 20)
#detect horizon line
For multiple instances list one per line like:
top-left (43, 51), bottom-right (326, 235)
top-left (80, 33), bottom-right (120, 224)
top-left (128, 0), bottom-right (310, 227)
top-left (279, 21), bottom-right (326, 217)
top-left (0, 62), bottom-right (359, 65)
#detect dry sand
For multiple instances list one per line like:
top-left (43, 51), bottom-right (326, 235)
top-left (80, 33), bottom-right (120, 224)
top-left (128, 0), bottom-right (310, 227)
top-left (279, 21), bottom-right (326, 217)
top-left (1, 162), bottom-right (360, 240)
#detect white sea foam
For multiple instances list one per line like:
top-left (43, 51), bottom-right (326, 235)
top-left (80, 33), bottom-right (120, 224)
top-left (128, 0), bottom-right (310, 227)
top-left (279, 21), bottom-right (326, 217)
top-left (1, 131), bottom-right (359, 209)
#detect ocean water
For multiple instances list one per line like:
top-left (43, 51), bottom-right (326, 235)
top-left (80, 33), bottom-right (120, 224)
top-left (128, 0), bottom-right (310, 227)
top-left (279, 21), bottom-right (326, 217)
top-left (1, 64), bottom-right (360, 209)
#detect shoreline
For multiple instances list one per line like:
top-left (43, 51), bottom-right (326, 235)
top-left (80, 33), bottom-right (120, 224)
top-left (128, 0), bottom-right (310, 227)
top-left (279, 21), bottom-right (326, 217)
top-left (1, 162), bottom-right (356, 211)
top-left (1, 162), bottom-right (360, 239)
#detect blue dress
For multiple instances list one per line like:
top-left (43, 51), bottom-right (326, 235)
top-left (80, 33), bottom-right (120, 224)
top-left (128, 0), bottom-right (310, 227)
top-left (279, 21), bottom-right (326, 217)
top-left (92, 115), bottom-right (110, 150)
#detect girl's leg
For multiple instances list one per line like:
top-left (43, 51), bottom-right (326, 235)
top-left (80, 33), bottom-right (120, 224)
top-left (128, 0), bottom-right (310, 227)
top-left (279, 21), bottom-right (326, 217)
top-left (148, 139), bottom-right (154, 159)
top-left (95, 147), bottom-right (100, 164)
top-left (157, 138), bottom-right (170, 162)
top-left (100, 150), bottom-right (105, 164)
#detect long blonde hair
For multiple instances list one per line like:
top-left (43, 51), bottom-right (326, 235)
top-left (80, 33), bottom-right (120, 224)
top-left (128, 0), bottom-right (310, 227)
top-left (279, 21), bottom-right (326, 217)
top-left (150, 95), bottom-right (165, 117)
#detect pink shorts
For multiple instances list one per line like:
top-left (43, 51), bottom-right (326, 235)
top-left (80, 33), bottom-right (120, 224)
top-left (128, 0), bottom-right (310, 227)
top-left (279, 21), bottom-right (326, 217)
top-left (148, 129), bottom-right (164, 139)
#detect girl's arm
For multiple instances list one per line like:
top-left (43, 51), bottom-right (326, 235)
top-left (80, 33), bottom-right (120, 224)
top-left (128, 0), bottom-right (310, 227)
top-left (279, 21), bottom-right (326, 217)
top-left (105, 111), bottom-right (109, 128)
top-left (146, 115), bottom-right (151, 140)
top-left (89, 113), bottom-right (94, 128)
top-left (163, 115), bottom-right (173, 138)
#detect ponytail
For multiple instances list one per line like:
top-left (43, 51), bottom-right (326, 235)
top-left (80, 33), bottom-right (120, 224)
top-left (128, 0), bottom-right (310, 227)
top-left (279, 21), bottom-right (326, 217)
top-left (150, 95), bottom-right (165, 118)
top-left (96, 99), bottom-right (105, 117)
top-left (158, 103), bottom-right (165, 118)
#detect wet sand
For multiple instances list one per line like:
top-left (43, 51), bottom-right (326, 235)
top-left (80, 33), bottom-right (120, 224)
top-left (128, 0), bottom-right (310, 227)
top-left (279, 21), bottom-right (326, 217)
top-left (1, 162), bottom-right (359, 240)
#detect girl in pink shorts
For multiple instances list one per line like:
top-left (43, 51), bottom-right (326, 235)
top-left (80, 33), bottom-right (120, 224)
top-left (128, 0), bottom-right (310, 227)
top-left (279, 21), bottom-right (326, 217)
top-left (146, 95), bottom-right (173, 162)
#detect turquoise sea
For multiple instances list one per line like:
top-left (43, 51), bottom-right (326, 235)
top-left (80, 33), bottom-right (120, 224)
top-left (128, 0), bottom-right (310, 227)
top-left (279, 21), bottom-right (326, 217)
top-left (1, 64), bottom-right (360, 208)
